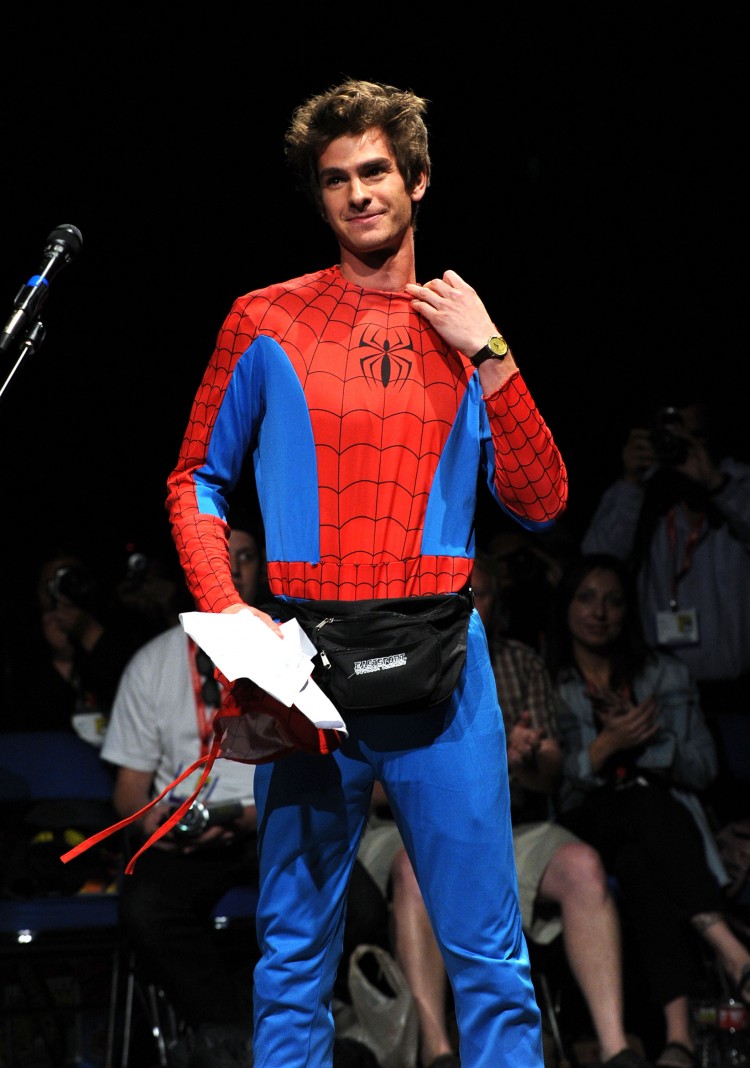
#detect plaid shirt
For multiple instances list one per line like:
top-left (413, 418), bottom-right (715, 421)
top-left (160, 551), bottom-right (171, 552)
top-left (488, 636), bottom-right (563, 823)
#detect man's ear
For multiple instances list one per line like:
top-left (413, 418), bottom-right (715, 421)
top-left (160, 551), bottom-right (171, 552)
top-left (409, 170), bottom-right (428, 203)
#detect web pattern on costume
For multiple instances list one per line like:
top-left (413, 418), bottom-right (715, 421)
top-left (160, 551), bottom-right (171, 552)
top-left (282, 278), bottom-right (449, 554)
top-left (168, 268), bottom-right (567, 608)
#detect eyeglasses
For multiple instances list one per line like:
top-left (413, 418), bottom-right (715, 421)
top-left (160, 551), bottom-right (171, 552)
top-left (195, 649), bottom-right (221, 708)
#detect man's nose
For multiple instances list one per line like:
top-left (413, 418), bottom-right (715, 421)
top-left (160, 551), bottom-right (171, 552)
top-left (349, 178), bottom-right (371, 204)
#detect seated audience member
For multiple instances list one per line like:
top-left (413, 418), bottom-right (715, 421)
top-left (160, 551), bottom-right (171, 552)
top-left (1, 543), bottom-right (147, 738)
top-left (580, 397), bottom-right (750, 822)
top-left (544, 551), bottom-right (750, 1068)
top-left (102, 520), bottom-right (264, 1068)
top-left (353, 554), bottom-right (654, 1068)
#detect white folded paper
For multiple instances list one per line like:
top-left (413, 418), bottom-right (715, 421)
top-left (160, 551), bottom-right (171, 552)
top-left (179, 609), bottom-right (347, 733)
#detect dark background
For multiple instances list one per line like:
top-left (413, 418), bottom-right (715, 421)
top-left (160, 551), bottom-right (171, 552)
top-left (0, 9), bottom-right (745, 604)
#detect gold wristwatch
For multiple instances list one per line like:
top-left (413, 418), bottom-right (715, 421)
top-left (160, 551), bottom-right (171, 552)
top-left (470, 333), bottom-right (509, 367)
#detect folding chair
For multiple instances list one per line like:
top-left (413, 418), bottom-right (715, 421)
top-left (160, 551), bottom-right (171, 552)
top-left (119, 884), bottom-right (259, 1067)
top-left (527, 934), bottom-right (577, 1068)
top-left (0, 729), bottom-right (122, 1068)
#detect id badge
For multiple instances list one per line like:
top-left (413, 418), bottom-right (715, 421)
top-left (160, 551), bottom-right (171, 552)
top-left (656, 606), bottom-right (699, 646)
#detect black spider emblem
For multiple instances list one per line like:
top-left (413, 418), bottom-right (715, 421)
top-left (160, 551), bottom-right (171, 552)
top-left (357, 328), bottom-right (414, 388)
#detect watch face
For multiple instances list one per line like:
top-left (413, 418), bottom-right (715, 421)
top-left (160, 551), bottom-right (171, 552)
top-left (488, 334), bottom-right (508, 357)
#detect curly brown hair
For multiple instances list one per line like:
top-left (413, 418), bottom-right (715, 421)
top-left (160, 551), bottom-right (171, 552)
top-left (284, 78), bottom-right (431, 223)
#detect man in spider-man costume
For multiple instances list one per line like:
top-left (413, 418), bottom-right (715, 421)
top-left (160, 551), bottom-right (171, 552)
top-left (166, 79), bottom-right (568, 1068)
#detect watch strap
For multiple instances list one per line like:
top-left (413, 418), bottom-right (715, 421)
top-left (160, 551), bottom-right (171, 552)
top-left (470, 345), bottom-right (497, 368)
top-left (470, 334), bottom-right (509, 367)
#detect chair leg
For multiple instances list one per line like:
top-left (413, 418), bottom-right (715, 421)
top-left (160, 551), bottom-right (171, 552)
top-left (104, 943), bottom-right (121, 1068)
top-left (120, 946), bottom-right (185, 1068)
top-left (120, 949), bottom-right (136, 1068)
top-left (536, 967), bottom-right (574, 1068)
top-left (145, 983), bottom-right (172, 1067)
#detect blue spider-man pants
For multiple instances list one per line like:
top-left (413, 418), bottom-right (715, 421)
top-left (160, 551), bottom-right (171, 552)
top-left (251, 611), bottom-right (543, 1067)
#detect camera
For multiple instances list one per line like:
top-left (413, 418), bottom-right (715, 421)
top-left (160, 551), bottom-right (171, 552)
top-left (124, 550), bottom-right (149, 587)
top-left (170, 799), bottom-right (244, 840)
top-left (649, 406), bottom-right (689, 466)
top-left (47, 564), bottom-right (96, 609)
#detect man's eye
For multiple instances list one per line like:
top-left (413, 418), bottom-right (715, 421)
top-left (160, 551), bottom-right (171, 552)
top-left (236, 552), bottom-right (257, 565)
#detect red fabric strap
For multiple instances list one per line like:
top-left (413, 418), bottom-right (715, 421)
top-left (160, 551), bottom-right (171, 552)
top-left (59, 736), bottom-right (222, 874)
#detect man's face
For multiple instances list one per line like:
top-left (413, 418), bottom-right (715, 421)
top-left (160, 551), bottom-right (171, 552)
top-left (317, 128), bottom-right (426, 259)
top-left (228, 529), bottom-right (262, 605)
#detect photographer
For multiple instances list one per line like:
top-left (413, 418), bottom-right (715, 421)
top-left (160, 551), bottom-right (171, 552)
top-left (580, 396), bottom-right (750, 822)
top-left (1, 548), bottom-right (145, 736)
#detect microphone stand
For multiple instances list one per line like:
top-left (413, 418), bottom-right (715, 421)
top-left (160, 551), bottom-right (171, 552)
top-left (0, 319), bottom-right (46, 401)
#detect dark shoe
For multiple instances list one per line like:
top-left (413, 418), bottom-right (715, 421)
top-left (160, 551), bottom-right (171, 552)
top-left (601, 1049), bottom-right (656, 1068)
top-left (655, 1041), bottom-right (696, 1067)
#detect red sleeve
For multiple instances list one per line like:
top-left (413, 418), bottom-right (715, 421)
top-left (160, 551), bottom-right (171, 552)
top-left (484, 371), bottom-right (568, 523)
top-left (165, 300), bottom-right (256, 613)
top-left (169, 511), bottom-right (239, 613)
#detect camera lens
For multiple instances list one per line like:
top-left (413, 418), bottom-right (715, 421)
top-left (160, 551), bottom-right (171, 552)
top-left (173, 802), bottom-right (209, 838)
top-left (47, 564), bottom-right (96, 608)
top-left (650, 407), bottom-right (689, 465)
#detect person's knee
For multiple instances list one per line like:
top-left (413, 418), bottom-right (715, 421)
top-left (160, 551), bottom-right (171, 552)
top-left (543, 841), bottom-right (610, 905)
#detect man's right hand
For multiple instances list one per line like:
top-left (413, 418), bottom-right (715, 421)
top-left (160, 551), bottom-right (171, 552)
top-left (622, 427), bottom-right (658, 484)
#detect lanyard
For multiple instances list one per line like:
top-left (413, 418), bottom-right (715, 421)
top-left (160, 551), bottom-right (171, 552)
top-left (666, 507), bottom-right (705, 607)
top-left (187, 636), bottom-right (220, 758)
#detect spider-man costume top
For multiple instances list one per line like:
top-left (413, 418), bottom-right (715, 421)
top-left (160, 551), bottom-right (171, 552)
top-left (167, 265), bottom-right (567, 602)
top-left (165, 265), bottom-right (568, 761)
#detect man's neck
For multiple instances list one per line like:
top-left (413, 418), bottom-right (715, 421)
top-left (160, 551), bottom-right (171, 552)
top-left (338, 238), bottom-right (417, 291)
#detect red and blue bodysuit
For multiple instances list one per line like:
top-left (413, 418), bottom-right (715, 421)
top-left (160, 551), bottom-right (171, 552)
top-left (166, 265), bottom-right (568, 1068)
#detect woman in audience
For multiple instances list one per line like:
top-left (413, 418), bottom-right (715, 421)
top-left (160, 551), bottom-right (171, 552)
top-left (544, 552), bottom-right (750, 1068)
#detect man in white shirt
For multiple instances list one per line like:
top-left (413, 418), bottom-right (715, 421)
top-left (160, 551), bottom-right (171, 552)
top-left (103, 522), bottom-right (263, 1068)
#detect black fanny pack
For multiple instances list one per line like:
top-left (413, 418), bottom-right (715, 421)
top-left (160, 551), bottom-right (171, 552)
top-left (263, 590), bottom-right (473, 714)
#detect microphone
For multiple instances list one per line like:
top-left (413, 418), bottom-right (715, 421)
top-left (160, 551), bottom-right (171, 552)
top-left (0, 223), bottom-right (83, 355)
